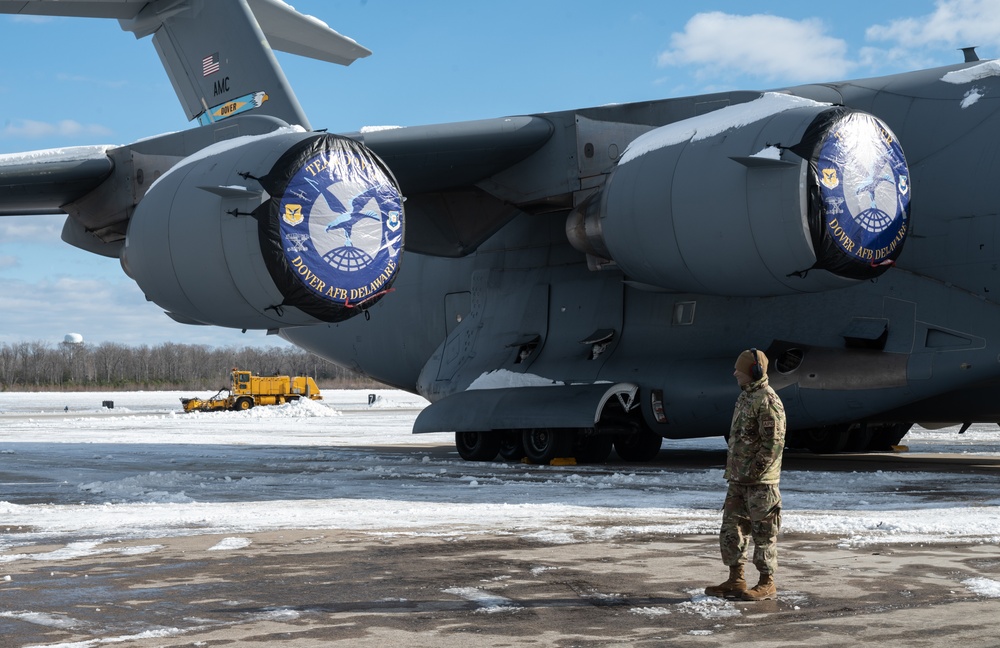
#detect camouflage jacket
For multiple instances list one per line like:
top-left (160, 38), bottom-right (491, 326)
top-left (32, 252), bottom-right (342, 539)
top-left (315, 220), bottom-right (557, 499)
top-left (725, 376), bottom-right (786, 484)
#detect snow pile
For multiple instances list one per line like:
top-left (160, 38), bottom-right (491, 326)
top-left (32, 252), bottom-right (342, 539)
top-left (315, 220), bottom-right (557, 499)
top-left (467, 369), bottom-right (563, 390)
top-left (241, 397), bottom-right (341, 419)
top-left (942, 60), bottom-right (1000, 84)
top-left (964, 577), bottom-right (1000, 598)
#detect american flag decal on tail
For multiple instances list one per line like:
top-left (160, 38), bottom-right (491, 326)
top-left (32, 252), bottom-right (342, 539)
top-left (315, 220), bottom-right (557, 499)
top-left (202, 52), bottom-right (220, 76)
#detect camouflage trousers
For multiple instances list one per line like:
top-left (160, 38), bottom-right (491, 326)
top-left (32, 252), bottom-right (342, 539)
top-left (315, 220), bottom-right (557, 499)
top-left (718, 482), bottom-right (782, 575)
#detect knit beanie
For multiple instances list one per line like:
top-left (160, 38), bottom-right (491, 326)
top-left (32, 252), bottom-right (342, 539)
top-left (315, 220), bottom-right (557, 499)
top-left (735, 349), bottom-right (768, 377)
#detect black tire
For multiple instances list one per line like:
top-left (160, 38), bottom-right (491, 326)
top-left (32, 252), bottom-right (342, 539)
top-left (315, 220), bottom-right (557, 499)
top-left (868, 423), bottom-right (912, 451)
top-left (842, 424), bottom-right (874, 452)
top-left (800, 426), bottom-right (849, 453)
top-left (498, 431), bottom-right (526, 461)
top-left (455, 431), bottom-right (501, 461)
top-left (613, 430), bottom-right (662, 462)
top-left (573, 433), bottom-right (614, 463)
top-left (522, 428), bottom-right (570, 464)
top-left (234, 397), bottom-right (254, 411)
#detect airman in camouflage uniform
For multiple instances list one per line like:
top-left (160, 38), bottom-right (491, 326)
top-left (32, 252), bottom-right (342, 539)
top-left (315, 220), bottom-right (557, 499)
top-left (705, 348), bottom-right (786, 601)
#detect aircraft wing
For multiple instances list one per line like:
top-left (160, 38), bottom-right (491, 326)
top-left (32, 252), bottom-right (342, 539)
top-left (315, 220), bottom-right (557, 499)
top-left (0, 146), bottom-right (114, 216)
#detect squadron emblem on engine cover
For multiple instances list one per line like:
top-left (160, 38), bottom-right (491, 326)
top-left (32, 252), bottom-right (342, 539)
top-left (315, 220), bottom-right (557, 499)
top-left (277, 142), bottom-right (404, 308)
top-left (817, 113), bottom-right (910, 267)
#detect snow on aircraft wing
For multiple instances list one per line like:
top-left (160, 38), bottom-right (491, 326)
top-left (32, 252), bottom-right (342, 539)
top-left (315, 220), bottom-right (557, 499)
top-left (0, 146), bottom-right (114, 216)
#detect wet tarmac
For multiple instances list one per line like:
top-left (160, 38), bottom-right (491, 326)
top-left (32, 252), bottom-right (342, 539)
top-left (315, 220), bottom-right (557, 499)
top-left (2, 527), bottom-right (999, 646)
top-left (0, 442), bottom-right (998, 646)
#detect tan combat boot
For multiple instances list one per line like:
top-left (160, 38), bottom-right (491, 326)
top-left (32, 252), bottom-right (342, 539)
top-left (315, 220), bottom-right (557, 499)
top-left (740, 572), bottom-right (776, 601)
top-left (704, 565), bottom-right (746, 598)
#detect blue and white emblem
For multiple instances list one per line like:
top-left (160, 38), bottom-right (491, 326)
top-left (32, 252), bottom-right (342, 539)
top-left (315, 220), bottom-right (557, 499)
top-left (278, 148), bottom-right (403, 306)
top-left (818, 113), bottom-right (910, 265)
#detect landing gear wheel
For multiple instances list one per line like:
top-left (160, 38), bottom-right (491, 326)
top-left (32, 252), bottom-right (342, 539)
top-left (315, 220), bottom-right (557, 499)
top-left (842, 424), bottom-right (874, 453)
top-left (801, 426), bottom-right (849, 453)
top-left (522, 428), bottom-right (570, 464)
top-left (613, 430), bottom-right (662, 462)
top-left (234, 397), bottom-right (254, 411)
top-left (498, 431), bottom-right (526, 461)
top-left (573, 433), bottom-right (614, 463)
top-left (868, 423), bottom-right (912, 451)
top-left (455, 431), bottom-right (500, 461)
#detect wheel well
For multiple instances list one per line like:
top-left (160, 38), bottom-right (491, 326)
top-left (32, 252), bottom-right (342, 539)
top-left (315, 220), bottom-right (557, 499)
top-left (594, 390), bottom-right (647, 437)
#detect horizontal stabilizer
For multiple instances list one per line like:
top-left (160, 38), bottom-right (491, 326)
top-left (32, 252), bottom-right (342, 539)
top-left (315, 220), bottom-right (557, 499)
top-left (0, 0), bottom-right (371, 126)
top-left (0, 0), bottom-right (370, 64)
top-left (246, 0), bottom-right (371, 65)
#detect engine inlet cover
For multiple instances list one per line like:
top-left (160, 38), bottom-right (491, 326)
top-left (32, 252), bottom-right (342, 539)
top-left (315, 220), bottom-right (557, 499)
top-left (256, 134), bottom-right (404, 322)
top-left (800, 110), bottom-right (910, 279)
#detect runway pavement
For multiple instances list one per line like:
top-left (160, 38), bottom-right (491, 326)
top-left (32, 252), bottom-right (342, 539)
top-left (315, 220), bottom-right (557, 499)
top-left (2, 527), bottom-right (999, 646)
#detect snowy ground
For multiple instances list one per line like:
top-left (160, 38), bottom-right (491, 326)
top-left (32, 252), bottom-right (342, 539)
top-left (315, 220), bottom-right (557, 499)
top-left (1, 390), bottom-right (999, 645)
top-left (0, 390), bottom-right (998, 553)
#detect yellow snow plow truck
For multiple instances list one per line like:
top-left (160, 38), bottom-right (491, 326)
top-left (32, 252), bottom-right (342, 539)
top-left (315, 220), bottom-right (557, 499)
top-left (181, 368), bottom-right (323, 412)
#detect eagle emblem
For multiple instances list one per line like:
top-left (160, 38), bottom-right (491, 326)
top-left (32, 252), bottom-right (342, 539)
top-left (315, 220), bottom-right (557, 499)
top-left (283, 204), bottom-right (303, 226)
top-left (821, 168), bottom-right (840, 190)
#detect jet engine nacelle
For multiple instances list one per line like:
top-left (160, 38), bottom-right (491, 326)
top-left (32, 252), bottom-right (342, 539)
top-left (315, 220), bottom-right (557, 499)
top-left (569, 94), bottom-right (911, 296)
top-left (123, 129), bottom-right (404, 329)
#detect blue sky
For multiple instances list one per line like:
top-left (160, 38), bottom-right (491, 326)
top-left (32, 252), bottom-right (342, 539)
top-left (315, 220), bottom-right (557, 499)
top-left (1, 0), bottom-right (998, 347)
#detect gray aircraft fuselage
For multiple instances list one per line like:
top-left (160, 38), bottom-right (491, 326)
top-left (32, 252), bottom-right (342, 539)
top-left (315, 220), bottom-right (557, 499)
top-left (284, 61), bottom-right (1000, 449)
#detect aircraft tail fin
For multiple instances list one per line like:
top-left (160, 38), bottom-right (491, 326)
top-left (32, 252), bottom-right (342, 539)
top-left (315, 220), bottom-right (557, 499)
top-left (0, 0), bottom-right (371, 128)
top-left (120, 0), bottom-right (370, 128)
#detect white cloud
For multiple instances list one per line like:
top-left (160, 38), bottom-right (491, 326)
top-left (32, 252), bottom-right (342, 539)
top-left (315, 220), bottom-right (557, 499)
top-left (2, 119), bottom-right (113, 139)
top-left (0, 214), bottom-right (64, 240)
top-left (657, 12), bottom-right (853, 84)
top-left (7, 15), bottom-right (55, 24)
top-left (867, 0), bottom-right (1000, 50)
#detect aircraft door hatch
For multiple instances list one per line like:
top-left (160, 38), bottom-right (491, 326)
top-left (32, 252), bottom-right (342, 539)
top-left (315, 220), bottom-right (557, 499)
top-left (533, 277), bottom-right (624, 380)
top-left (443, 291), bottom-right (471, 337)
top-left (432, 272), bottom-right (551, 385)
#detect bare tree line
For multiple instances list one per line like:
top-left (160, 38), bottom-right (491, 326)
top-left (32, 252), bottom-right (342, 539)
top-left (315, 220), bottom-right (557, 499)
top-left (0, 341), bottom-right (380, 391)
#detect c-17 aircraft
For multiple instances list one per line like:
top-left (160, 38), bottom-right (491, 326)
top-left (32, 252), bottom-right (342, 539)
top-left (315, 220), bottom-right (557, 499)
top-left (0, 0), bottom-right (995, 463)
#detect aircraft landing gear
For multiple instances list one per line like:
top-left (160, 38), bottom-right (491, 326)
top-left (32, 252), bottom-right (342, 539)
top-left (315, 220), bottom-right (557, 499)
top-left (498, 431), bottom-right (526, 461)
top-left (791, 422), bottom-right (912, 453)
top-left (522, 428), bottom-right (571, 464)
top-left (613, 430), bottom-right (663, 462)
top-left (455, 431), bottom-right (500, 461)
top-left (799, 425), bottom-right (849, 453)
top-left (572, 431), bottom-right (614, 463)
